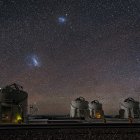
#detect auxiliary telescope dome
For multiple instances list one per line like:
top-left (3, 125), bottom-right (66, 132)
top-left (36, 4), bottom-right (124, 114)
top-left (70, 97), bottom-right (89, 118)
top-left (0, 83), bottom-right (28, 123)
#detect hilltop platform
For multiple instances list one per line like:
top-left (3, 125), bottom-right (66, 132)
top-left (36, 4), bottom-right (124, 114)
top-left (0, 123), bottom-right (140, 140)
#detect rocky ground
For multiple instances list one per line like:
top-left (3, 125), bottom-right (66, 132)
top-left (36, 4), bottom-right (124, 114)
top-left (0, 124), bottom-right (140, 140)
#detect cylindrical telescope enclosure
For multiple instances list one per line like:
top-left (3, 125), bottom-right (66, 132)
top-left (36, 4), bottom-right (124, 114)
top-left (88, 100), bottom-right (104, 119)
top-left (119, 97), bottom-right (140, 119)
top-left (0, 83), bottom-right (28, 123)
top-left (70, 97), bottom-right (89, 118)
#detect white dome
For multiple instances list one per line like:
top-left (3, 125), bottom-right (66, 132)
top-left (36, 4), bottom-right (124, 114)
top-left (71, 97), bottom-right (88, 109)
top-left (89, 100), bottom-right (102, 110)
top-left (121, 98), bottom-right (136, 109)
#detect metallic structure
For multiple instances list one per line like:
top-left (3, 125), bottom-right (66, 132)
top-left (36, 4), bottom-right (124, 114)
top-left (119, 97), bottom-right (140, 119)
top-left (89, 100), bottom-right (104, 119)
top-left (70, 97), bottom-right (89, 118)
top-left (29, 103), bottom-right (38, 115)
top-left (0, 83), bottom-right (28, 123)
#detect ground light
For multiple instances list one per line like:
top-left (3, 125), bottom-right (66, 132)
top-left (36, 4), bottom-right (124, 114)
top-left (95, 113), bottom-right (101, 119)
top-left (15, 114), bottom-right (22, 123)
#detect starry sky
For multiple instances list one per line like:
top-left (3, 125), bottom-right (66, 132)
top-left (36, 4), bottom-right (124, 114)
top-left (0, 0), bottom-right (140, 115)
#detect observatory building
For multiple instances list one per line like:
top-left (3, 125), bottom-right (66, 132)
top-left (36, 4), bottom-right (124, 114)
top-left (70, 97), bottom-right (89, 118)
top-left (0, 83), bottom-right (28, 123)
top-left (88, 100), bottom-right (104, 119)
top-left (119, 97), bottom-right (140, 119)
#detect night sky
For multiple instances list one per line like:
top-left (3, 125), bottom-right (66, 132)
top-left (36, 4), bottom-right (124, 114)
top-left (0, 0), bottom-right (140, 115)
